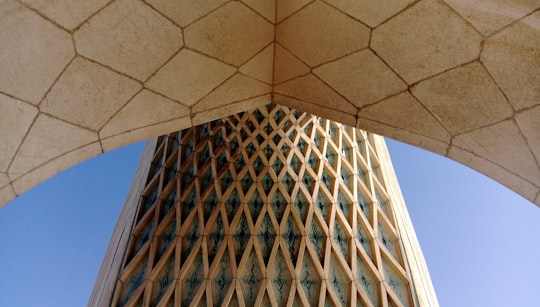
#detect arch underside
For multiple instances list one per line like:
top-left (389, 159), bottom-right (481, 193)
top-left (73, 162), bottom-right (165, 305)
top-left (0, 0), bottom-right (539, 208)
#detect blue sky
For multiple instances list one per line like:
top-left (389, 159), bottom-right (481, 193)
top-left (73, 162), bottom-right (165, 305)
top-left (0, 138), bottom-right (539, 306)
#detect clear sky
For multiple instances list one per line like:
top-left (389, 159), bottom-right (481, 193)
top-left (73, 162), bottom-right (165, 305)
top-left (0, 138), bottom-right (539, 306)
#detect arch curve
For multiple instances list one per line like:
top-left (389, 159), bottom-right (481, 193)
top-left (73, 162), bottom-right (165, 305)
top-left (1, 0), bottom-right (539, 207)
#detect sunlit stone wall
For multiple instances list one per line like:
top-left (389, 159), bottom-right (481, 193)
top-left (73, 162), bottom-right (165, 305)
top-left (107, 104), bottom-right (431, 306)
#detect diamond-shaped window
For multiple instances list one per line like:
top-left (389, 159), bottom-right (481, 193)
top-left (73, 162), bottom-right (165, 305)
top-left (240, 172), bottom-right (253, 195)
top-left (270, 189), bottom-right (287, 223)
top-left (257, 213), bottom-right (276, 264)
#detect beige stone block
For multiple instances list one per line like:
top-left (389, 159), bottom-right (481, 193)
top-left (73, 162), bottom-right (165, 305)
top-left (74, 0), bottom-right (183, 81)
top-left (0, 184), bottom-right (16, 209)
top-left (453, 119), bottom-right (540, 184)
top-left (192, 95), bottom-right (271, 126)
top-left (146, 49), bottom-right (236, 106)
top-left (239, 44), bottom-right (274, 84)
top-left (411, 62), bottom-right (513, 134)
top-left (443, 0), bottom-right (540, 36)
top-left (371, 0), bottom-right (482, 84)
top-left (184, 1), bottom-right (274, 66)
top-left (359, 92), bottom-right (451, 142)
top-left (41, 57), bottom-right (142, 131)
top-left (146, 0), bottom-right (227, 27)
top-left (274, 74), bottom-right (356, 114)
top-left (20, 0), bottom-right (110, 30)
top-left (448, 145), bottom-right (540, 203)
top-left (314, 50), bottom-right (407, 107)
top-left (242, 0), bottom-right (276, 23)
top-left (12, 142), bottom-right (102, 196)
top-left (276, 0), bottom-right (312, 22)
top-left (0, 173), bottom-right (10, 188)
top-left (357, 118), bottom-right (449, 157)
top-left (275, 94), bottom-right (357, 127)
top-left (101, 90), bottom-right (190, 138)
top-left (515, 105), bottom-right (540, 165)
top-left (536, 193), bottom-right (540, 207)
top-left (325, 0), bottom-right (414, 27)
top-left (274, 44), bottom-right (310, 84)
top-left (101, 117), bottom-right (192, 152)
top-left (0, 1), bottom-right (74, 104)
top-left (481, 12), bottom-right (540, 111)
top-left (193, 74), bottom-right (272, 113)
top-left (276, 1), bottom-right (369, 67)
top-left (0, 93), bottom-right (38, 171)
top-left (8, 115), bottom-right (97, 178)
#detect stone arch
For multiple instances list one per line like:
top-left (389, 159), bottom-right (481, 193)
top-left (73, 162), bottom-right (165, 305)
top-left (1, 0), bottom-right (539, 208)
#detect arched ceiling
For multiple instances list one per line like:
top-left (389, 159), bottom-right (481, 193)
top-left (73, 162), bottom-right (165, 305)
top-left (0, 0), bottom-right (539, 208)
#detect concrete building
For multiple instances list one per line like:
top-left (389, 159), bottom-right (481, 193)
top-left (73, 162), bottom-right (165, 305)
top-left (91, 104), bottom-right (438, 306)
top-left (0, 1), bottom-right (538, 305)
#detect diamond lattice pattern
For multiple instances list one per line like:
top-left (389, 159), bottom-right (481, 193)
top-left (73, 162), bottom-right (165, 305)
top-left (111, 104), bottom-right (415, 306)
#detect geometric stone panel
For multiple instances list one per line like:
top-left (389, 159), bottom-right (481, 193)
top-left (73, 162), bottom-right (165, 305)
top-left (184, 1), bottom-right (274, 66)
top-left (41, 57), bottom-right (142, 131)
top-left (480, 11), bottom-right (540, 111)
top-left (359, 92), bottom-right (452, 143)
top-left (411, 62), bottom-right (513, 134)
top-left (109, 104), bottom-right (417, 306)
top-left (20, 0), bottom-right (110, 30)
top-left (325, 0), bottom-right (415, 27)
top-left (145, 0), bottom-right (228, 27)
top-left (443, 0), bottom-right (540, 36)
top-left (8, 115), bottom-right (97, 179)
top-left (145, 49), bottom-right (236, 106)
top-left (0, 93), bottom-right (38, 172)
top-left (0, 1), bottom-right (74, 105)
top-left (372, 0), bottom-right (482, 84)
top-left (276, 1), bottom-right (370, 67)
top-left (74, 0), bottom-right (183, 81)
top-left (314, 50), bottom-right (407, 108)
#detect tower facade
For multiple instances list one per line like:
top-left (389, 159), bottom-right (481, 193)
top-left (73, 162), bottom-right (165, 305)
top-left (91, 104), bottom-right (437, 306)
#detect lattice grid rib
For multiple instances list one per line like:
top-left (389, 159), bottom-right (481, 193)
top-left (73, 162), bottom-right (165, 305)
top-left (111, 103), bottom-right (416, 306)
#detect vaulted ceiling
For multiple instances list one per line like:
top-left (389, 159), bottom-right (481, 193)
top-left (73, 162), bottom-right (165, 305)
top-left (1, 0), bottom-right (539, 208)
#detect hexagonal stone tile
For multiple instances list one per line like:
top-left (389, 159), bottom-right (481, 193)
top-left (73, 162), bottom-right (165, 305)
top-left (372, 0), bottom-right (482, 84)
top-left (274, 44), bottom-right (310, 84)
top-left (443, 0), bottom-right (540, 36)
top-left (20, 0), bottom-right (110, 30)
top-left (314, 50), bottom-right (407, 107)
top-left (74, 0), bottom-right (183, 81)
top-left (193, 74), bottom-right (272, 113)
top-left (516, 105), bottom-right (540, 165)
top-left (276, 1), bottom-right (369, 67)
top-left (184, 1), bottom-right (274, 66)
top-left (411, 62), bottom-right (513, 134)
top-left (146, 0), bottom-right (228, 27)
top-left (276, 0), bottom-right (313, 22)
top-left (453, 119), bottom-right (540, 184)
top-left (41, 57), bottom-right (142, 131)
top-left (8, 115), bottom-right (97, 178)
top-left (0, 93), bottom-right (38, 171)
top-left (274, 74), bottom-right (356, 114)
top-left (239, 44), bottom-right (274, 84)
top-left (146, 49), bottom-right (236, 106)
top-left (0, 173), bottom-right (9, 188)
top-left (0, 0), bottom-right (74, 105)
top-left (101, 89), bottom-right (190, 138)
top-left (481, 11), bottom-right (540, 111)
top-left (325, 0), bottom-right (414, 27)
top-left (242, 0), bottom-right (276, 23)
top-left (359, 92), bottom-right (451, 142)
